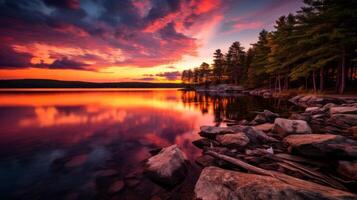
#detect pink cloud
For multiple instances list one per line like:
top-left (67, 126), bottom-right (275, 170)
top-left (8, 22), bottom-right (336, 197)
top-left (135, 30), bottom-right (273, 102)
top-left (234, 21), bottom-right (263, 32)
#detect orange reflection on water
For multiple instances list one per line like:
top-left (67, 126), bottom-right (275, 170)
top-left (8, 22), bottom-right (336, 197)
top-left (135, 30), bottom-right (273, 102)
top-left (0, 89), bottom-right (213, 161)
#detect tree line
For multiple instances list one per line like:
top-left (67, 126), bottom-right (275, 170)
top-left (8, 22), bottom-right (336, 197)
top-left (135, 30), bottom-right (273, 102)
top-left (182, 0), bottom-right (357, 94)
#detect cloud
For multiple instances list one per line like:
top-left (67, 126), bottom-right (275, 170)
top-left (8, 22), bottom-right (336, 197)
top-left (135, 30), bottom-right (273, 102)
top-left (142, 70), bottom-right (181, 81)
top-left (156, 71), bottom-right (181, 81)
top-left (36, 57), bottom-right (91, 70)
top-left (0, 0), bottom-right (222, 71)
top-left (165, 66), bottom-right (176, 69)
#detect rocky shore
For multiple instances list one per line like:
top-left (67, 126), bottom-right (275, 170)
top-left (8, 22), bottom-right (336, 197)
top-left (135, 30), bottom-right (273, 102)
top-left (143, 93), bottom-right (357, 200)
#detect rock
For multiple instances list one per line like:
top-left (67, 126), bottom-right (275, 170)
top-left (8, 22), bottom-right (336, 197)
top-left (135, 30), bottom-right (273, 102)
top-left (299, 95), bottom-right (314, 102)
top-left (192, 138), bottom-right (219, 149)
top-left (289, 95), bottom-right (302, 103)
top-left (263, 110), bottom-right (280, 121)
top-left (272, 118), bottom-right (312, 136)
top-left (337, 161), bottom-right (357, 180)
top-left (251, 113), bottom-right (266, 124)
top-left (305, 107), bottom-right (320, 112)
top-left (254, 123), bottom-right (274, 132)
top-left (348, 126), bottom-right (357, 140)
top-left (283, 134), bottom-right (357, 159)
top-left (238, 119), bottom-right (249, 125)
top-left (145, 145), bottom-right (188, 186)
top-left (230, 125), bottom-right (278, 144)
top-left (194, 166), bottom-right (356, 200)
top-left (216, 132), bottom-right (249, 148)
top-left (328, 114), bottom-right (357, 127)
top-left (199, 126), bottom-right (234, 138)
top-left (195, 155), bottom-right (216, 167)
top-left (289, 113), bottom-right (311, 121)
top-left (252, 110), bottom-right (279, 125)
top-left (108, 180), bottom-right (124, 194)
top-left (330, 107), bottom-right (357, 115)
top-left (323, 103), bottom-right (337, 109)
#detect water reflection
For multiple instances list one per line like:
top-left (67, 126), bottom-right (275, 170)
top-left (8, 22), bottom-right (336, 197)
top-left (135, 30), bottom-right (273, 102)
top-left (0, 89), bottom-right (300, 199)
top-left (181, 91), bottom-right (301, 125)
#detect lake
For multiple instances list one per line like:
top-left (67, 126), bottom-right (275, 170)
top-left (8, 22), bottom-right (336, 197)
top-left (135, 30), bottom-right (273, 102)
top-left (0, 89), bottom-right (300, 199)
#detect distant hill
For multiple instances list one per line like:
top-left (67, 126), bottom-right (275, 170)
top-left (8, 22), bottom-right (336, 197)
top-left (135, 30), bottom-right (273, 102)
top-left (0, 79), bottom-right (183, 88)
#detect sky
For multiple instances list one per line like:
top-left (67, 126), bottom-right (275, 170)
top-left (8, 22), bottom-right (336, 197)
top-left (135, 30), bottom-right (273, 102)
top-left (0, 0), bottom-right (304, 82)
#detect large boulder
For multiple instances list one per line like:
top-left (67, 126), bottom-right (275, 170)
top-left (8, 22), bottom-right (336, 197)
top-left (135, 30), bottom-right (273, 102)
top-left (272, 118), bottom-right (312, 136)
top-left (145, 145), bottom-right (188, 186)
top-left (216, 132), bottom-right (249, 148)
top-left (330, 107), bottom-right (357, 115)
top-left (199, 126), bottom-right (234, 139)
top-left (194, 166), bottom-right (356, 200)
top-left (283, 134), bottom-right (357, 159)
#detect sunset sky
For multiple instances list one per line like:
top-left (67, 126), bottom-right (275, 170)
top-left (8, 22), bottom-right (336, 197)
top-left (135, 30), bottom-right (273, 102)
top-left (0, 0), bottom-right (303, 82)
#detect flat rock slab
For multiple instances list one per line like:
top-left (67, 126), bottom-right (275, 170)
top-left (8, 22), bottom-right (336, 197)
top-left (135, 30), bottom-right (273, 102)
top-left (216, 132), bottom-right (249, 148)
top-left (145, 145), bottom-right (188, 187)
top-left (254, 123), bottom-right (274, 132)
top-left (330, 107), bottom-right (357, 115)
top-left (283, 134), bottom-right (357, 159)
top-left (272, 118), bottom-right (312, 136)
top-left (199, 126), bottom-right (234, 138)
top-left (194, 166), bottom-right (356, 200)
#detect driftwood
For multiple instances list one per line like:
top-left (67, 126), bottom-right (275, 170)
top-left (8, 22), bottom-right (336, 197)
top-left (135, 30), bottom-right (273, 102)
top-left (206, 150), bottom-right (352, 193)
top-left (241, 149), bottom-right (346, 190)
top-left (275, 153), bottom-right (327, 167)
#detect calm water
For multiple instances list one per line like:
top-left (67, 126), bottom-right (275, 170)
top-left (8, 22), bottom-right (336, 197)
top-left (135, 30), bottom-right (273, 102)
top-left (0, 89), bottom-right (300, 200)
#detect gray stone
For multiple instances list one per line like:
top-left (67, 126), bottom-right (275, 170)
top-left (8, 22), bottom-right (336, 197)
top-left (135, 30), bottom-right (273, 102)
top-left (145, 145), bottom-right (188, 186)
top-left (272, 118), bottom-right (312, 136)
top-left (216, 132), bottom-right (250, 148)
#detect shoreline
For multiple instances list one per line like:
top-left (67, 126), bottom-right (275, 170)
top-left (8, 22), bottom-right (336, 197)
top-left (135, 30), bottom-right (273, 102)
top-left (143, 91), bottom-right (357, 199)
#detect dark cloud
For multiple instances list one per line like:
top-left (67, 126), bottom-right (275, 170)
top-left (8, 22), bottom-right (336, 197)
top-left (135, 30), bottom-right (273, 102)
top-left (43, 0), bottom-right (80, 9)
top-left (165, 66), bottom-right (176, 69)
top-left (155, 71), bottom-right (181, 81)
top-left (0, 45), bottom-right (32, 68)
top-left (133, 77), bottom-right (156, 81)
top-left (46, 58), bottom-right (90, 70)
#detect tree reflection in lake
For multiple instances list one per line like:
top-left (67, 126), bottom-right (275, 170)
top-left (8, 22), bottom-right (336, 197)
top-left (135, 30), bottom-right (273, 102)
top-left (181, 91), bottom-right (302, 126)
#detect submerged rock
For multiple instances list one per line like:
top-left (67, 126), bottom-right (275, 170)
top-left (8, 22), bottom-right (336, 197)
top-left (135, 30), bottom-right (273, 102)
top-left (194, 166), bottom-right (356, 200)
top-left (283, 134), bottom-right (357, 159)
top-left (272, 118), bottom-right (312, 136)
top-left (145, 145), bottom-right (188, 187)
top-left (216, 132), bottom-right (249, 148)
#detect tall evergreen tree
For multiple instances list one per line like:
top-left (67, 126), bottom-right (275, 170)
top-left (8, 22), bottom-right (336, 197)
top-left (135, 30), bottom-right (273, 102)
top-left (213, 49), bottom-right (224, 84)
